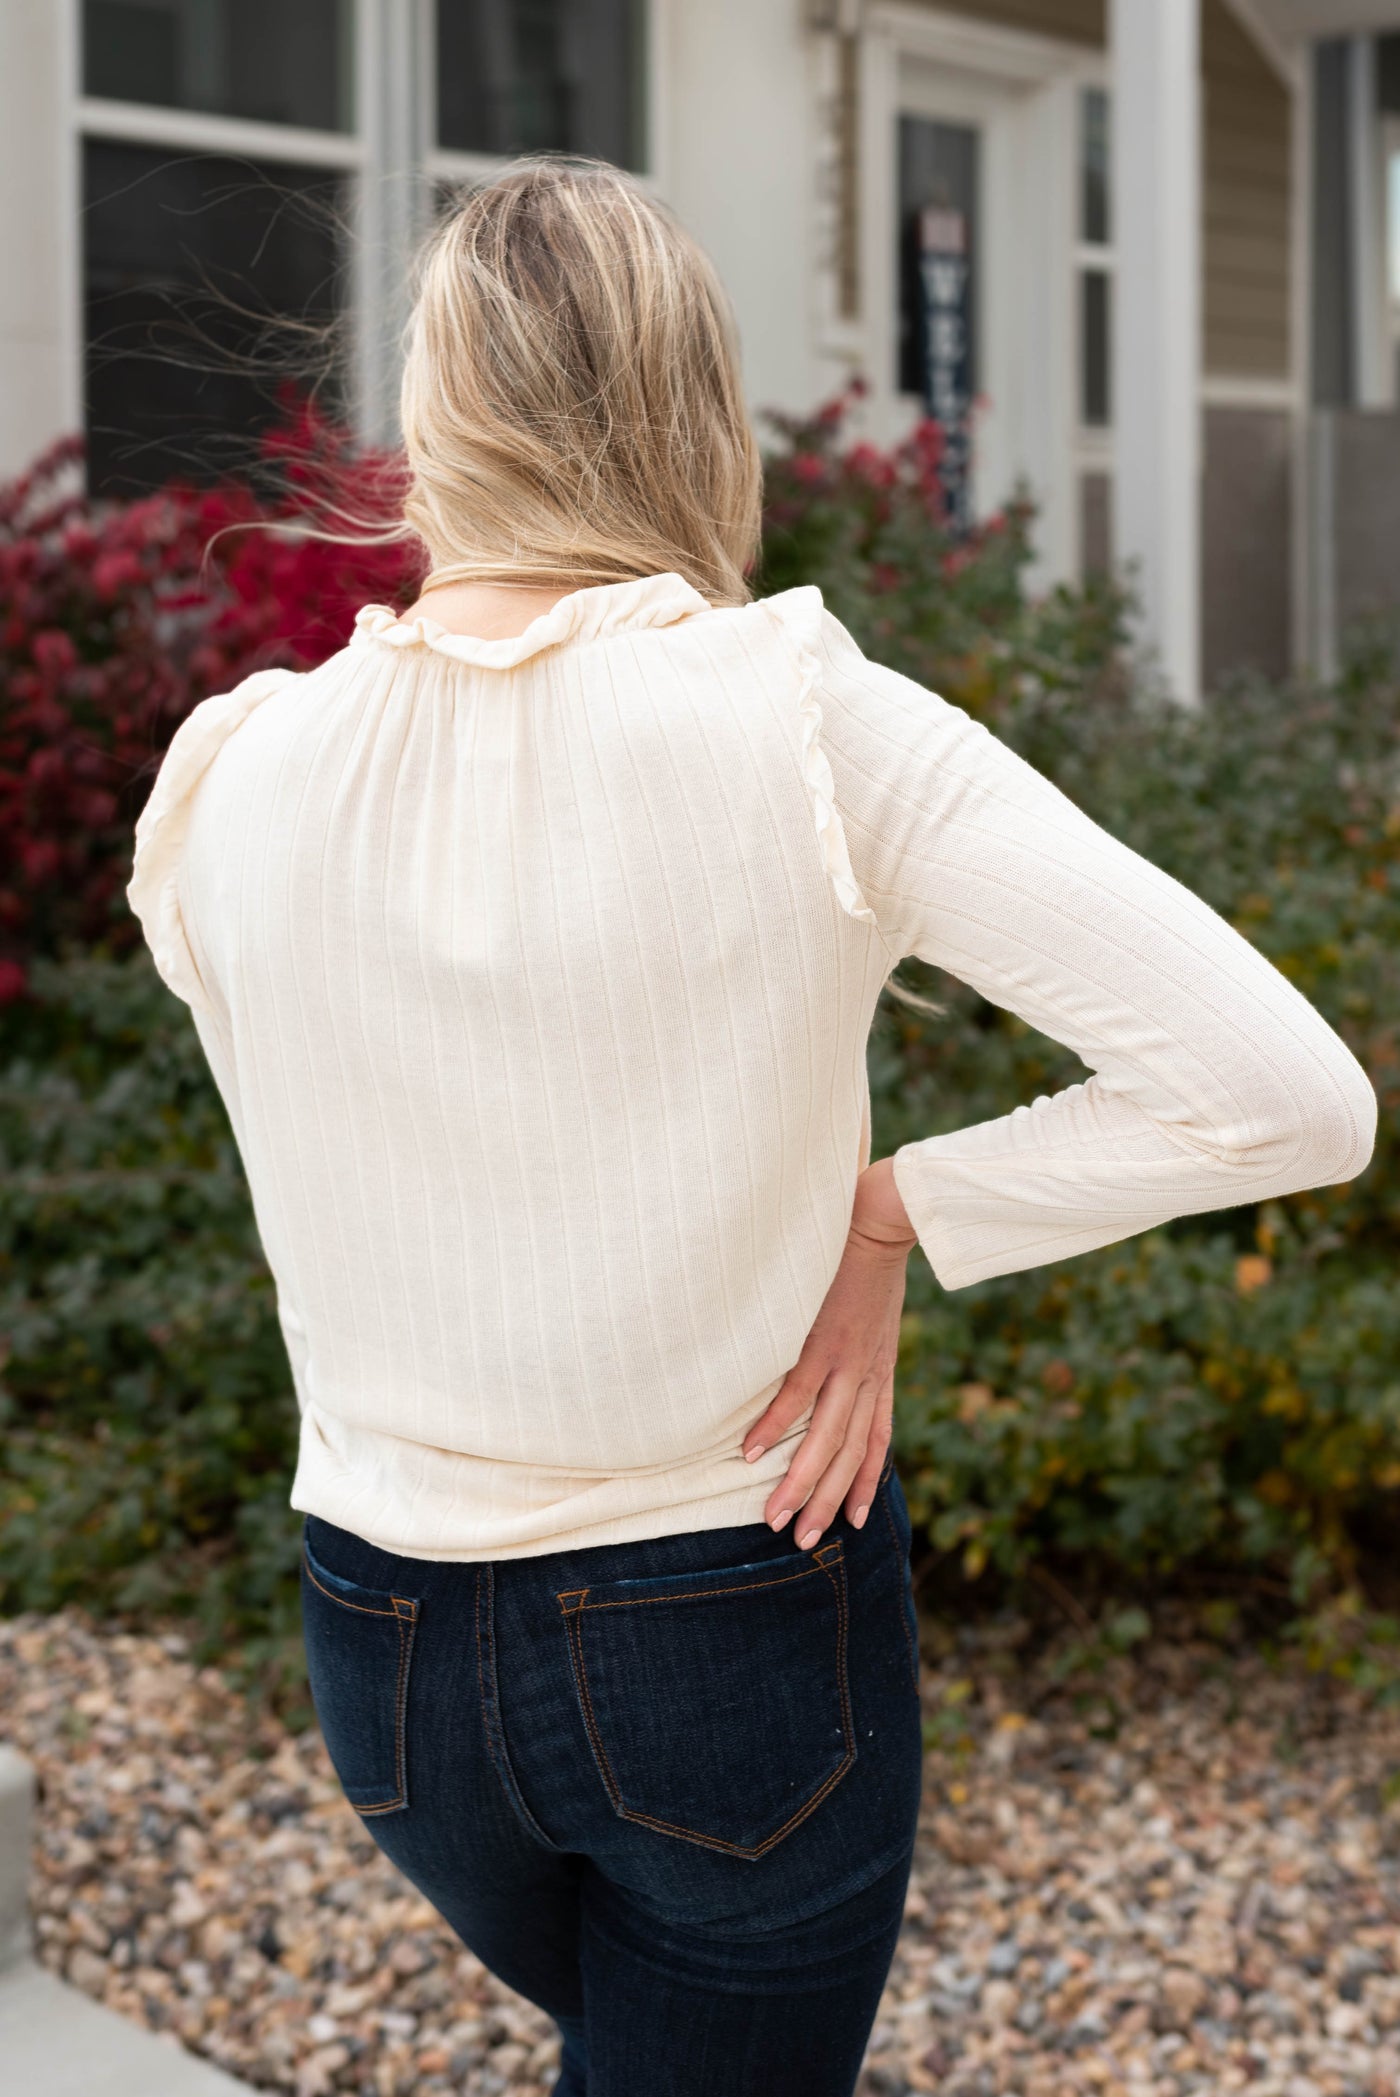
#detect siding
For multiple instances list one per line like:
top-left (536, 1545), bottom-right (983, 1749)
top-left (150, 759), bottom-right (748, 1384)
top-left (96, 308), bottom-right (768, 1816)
top-left (1203, 0), bottom-right (1291, 377)
top-left (1334, 411), bottom-right (1400, 639)
top-left (1201, 406), bottom-right (1292, 684)
top-left (925, 0), bottom-right (1104, 45)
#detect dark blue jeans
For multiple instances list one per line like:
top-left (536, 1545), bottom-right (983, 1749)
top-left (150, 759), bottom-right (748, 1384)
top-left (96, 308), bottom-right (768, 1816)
top-left (298, 1451), bottom-right (924, 2097)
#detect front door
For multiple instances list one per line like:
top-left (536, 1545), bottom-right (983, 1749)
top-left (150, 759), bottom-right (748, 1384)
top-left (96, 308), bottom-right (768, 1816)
top-left (893, 56), bottom-right (1015, 527)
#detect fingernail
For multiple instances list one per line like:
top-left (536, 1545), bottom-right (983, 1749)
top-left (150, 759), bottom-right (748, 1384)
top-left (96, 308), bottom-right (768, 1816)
top-left (744, 1444), bottom-right (764, 1462)
top-left (797, 1527), bottom-right (820, 1549)
top-left (852, 1504), bottom-right (869, 1528)
top-left (770, 1508), bottom-right (793, 1532)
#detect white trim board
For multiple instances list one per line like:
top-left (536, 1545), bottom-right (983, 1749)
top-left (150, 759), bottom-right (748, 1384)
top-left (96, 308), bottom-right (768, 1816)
top-left (75, 98), bottom-right (364, 169)
top-left (868, 4), bottom-right (1088, 85)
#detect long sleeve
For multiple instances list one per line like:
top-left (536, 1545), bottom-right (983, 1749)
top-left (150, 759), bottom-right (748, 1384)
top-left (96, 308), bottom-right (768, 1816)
top-left (809, 608), bottom-right (1378, 1292)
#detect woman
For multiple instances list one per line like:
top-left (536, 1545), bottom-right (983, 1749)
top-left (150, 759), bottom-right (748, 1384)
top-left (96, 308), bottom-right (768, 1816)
top-left (126, 161), bottom-right (1375, 2097)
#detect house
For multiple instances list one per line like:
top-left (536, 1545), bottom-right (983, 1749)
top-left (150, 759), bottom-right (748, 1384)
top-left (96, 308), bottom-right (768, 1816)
top-left (2, 0), bottom-right (1398, 697)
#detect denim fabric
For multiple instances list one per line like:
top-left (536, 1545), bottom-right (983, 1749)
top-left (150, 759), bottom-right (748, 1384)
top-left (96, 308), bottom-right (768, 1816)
top-left (299, 1451), bottom-right (924, 2097)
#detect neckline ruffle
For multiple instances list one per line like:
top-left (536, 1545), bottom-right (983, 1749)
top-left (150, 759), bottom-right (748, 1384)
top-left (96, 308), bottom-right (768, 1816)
top-left (351, 571), bottom-right (713, 668)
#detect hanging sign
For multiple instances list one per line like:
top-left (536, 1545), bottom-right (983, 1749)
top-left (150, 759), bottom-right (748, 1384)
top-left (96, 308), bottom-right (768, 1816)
top-left (917, 204), bottom-right (973, 535)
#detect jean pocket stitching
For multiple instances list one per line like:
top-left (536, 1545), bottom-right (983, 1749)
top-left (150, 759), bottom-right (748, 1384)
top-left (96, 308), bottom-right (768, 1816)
top-left (353, 1609), bottom-right (416, 1814)
top-left (301, 1540), bottom-right (419, 1815)
top-left (877, 1478), bottom-right (920, 1699)
top-left (301, 1540), bottom-right (420, 1623)
top-left (556, 1552), bottom-right (838, 1616)
top-left (558, 1543), bottom-right (856, 1860)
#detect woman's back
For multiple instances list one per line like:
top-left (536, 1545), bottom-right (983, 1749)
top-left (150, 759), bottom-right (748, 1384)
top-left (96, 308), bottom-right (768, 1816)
top-left (143, 576), bottom-right (890, 1555)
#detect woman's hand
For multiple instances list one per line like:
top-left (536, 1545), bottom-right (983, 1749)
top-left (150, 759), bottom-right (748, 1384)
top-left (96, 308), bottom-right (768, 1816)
top-left (742, 1156), bottom-right (918, 1547)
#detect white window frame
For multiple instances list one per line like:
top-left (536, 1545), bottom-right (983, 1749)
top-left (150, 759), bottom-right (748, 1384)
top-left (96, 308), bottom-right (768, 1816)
top-left (66, 0), bottom-right (660, 461)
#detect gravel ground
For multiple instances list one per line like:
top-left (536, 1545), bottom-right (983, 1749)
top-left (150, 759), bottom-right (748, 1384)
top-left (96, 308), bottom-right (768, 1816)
top-left (3, 1602), bottom-right (1400, 2097)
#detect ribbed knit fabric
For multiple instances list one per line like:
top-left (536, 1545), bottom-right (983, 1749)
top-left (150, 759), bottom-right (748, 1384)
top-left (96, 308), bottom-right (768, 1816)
top-left (125, 574), bottom-right (1377, 1559)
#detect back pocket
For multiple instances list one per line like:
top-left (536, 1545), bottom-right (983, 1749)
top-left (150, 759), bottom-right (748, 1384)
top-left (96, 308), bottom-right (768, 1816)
top-left (557, 1537), bottom-right (854, 1858)
top-left (299, 1522), bottom-right (421, 1816)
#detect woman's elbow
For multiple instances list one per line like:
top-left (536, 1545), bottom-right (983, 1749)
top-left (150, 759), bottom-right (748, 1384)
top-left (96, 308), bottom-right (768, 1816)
top-left (1249, 1043), bottom-right (1378, 1196)
top-left (1312, 1053), bottom-right (1379, 1187)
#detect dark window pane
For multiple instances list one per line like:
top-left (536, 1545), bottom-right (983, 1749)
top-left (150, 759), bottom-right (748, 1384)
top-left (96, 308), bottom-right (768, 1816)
top-left (1080, 469), bottom-right (1112, 578)
top-left (436, 0), bottom-right (645, 166)
top-left (83, 139), bottom-right (344, 494)
top-left (83, 0), bottom-right (354, 132)
top-left (1378, 31), bottom-right (1400, 115)
top-left (1081, 85), bottom-right (1109, 247)
top-left (1081, 267), bottom-right (1111, 427)
top-left (898, 114), bottom-right (978, 398)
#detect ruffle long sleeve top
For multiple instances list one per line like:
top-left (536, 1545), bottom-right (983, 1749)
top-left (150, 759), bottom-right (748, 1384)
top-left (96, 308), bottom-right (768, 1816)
top-left (125, 574), bottom-right (1377, 1559)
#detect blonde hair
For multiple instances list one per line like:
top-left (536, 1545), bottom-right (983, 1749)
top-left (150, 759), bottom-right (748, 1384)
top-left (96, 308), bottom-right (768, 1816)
top-left (398, 158), bottom-right (763, 608)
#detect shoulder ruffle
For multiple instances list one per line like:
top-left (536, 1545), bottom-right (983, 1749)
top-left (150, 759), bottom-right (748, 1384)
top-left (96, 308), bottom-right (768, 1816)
top-left (126, 667), bottom-right (299, 1014)
top-left (759, 586), bottom-right (878, 926)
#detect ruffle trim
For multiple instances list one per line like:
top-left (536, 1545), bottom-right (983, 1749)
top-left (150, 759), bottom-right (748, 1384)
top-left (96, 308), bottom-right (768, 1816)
top-left (761, 587), bottom-right (878, 927)
top-left (351, 570), bottom-right (713, 668)
top-left (126, 666), bottom-right (300, 1014)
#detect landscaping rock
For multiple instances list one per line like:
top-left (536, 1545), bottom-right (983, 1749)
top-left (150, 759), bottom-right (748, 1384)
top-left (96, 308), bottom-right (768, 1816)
top-left (3, 1605), bottom-right (1399, 2096)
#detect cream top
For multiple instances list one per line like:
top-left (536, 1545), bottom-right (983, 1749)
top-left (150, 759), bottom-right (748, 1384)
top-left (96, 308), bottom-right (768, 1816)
top-left (125, 574), bottom-right (1377, 1559)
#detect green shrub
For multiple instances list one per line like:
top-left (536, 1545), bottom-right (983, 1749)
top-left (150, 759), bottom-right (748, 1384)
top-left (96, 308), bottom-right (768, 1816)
top-left (0, 953), bottom-right (303, 1697)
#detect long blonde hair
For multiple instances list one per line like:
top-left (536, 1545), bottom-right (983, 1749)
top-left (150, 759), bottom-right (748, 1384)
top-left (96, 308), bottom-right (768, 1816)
top-left (398, 158), bottom-right (763, 608)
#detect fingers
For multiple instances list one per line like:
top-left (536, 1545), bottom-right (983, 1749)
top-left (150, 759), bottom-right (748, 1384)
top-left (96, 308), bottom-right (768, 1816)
top-left (742, 1358), bottom-right (825, 1462)
top-left (760, 1368), bottom-right (861, 1528)
top-left (842, 1382), bottom-right (894, 1527)
top-left (765, 1370), bottom-right (878, 1545)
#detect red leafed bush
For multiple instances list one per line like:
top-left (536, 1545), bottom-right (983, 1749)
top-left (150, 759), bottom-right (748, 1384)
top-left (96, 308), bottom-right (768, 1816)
top-left (0, 405), bottom-right (419, 997)
top-left (207, 399), bottom-right (420, 669)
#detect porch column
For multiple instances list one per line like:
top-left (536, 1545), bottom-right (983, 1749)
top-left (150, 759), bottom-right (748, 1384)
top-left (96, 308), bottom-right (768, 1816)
top-left (0, 0), bottom-right (79, 477)
top-left (353, 0), bottom-right (429, 446)
top-left (1109, 0), bottom-right (1201, 703)
top-left (1347, 35), bottom-right (1394, 413)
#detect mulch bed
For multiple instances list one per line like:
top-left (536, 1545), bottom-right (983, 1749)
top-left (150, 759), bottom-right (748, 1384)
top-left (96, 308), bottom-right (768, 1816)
top-left (3, 1603), bottom-right (1398, 2096)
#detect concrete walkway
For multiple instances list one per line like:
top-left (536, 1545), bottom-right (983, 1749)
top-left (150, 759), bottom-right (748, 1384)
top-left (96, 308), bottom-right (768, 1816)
top-left (0, 1742), bottom-right (258, 2096)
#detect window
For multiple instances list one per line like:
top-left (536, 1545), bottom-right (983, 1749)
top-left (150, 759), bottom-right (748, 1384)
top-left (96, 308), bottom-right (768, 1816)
top-left (1075, 82), bottom-right (1113, 580)
top-left (1081, 269), bottom-right (1109, 429)
top-left (76, 2), bottom-right (649, 491)
top-left (897, 115), bottom-right (978, 400)
top-left (1080, 82), bottom-right (1109, 247)
top-left (1078, 85), bottom-right (1112, 430)
top-left (84, 143), bottom-right (343, 494)
top-left (437, 0), bottom-right (645, 167)
top-left (83, 0), bottom-right (354, 132)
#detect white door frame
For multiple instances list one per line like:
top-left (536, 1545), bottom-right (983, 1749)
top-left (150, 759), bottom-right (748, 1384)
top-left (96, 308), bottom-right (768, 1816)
top-left (860, 5), bottom-right (1086, 586)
